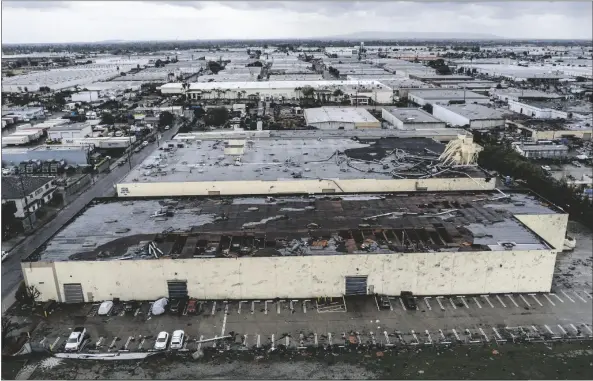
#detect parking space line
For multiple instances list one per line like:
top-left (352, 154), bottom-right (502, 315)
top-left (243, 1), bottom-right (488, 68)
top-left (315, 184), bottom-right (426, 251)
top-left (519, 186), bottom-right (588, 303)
top-left (531, 326), bottom-right (540, 338)
top-left (290, 300), bottom-right (298, 313)
top-left (49, 337), bottom-right (61, 351)
top-left (572, 290), bottom-right (587, 303)
top-left (124, 336), bottom-right (133, 350)
top-left (452, 329), bottom-right (461, 342)
top-left (251, 300), bottom-right (259, 314)
top-left (277, 300), bottom-right (284, 314)
top-left (399, 298), bottom-right (407, 310)
top-left (519, 294), bottom-right (532, 308)
top-left (481, 295), bottom-right (494, 308)
top-left (411, 330), bottom-right (420, 345)
top-left (265, 300), bottom-right (272, 314)
top-left (256, 334), bottom-right (260, 348)
top-left (384, 331), bottom-right (392, 346)
top-left (466, 329), bottom-right (481, 343)
top-left (561, 290), bottom-right (575, 303)
top-left (212, 335), bottom-right (218, 349)
top-left (211, 301), bottom-right (217, 316)
top-left (138, 338), bottom-right (145, 350)
top-left (496, 295), bottom-right (507, 308)
top-left (134, 307), bottom-right (141, 317)
top-left (342, 296), bottom-right (348, 312)
top-left (569, 324), bottom-right (582, 336)
top-left (374, 295), bottom-right (381, 311)
top-left (424, 330), bottom-right (432, 345)
top-left (557, 325), bottom-right (568, 335)
top-left (108, 337), bottom-right (118, 351)
top-left (506, 328), bottom-right (516, 342)
top-left (39, 337), bottom-right (47, 346)
top-left (457, 296), bottom-right (469, 309)
top-left (543, 294), bottom-right (556, 306)
top-left (285, 336), bottom-right (290, 347)
top-left (221, 302), bottom-right (228, 336)
top-left (506, 294), bottom-right (519, 307)
top-left (582, 324), bottom-right (593, 335)
top-left (238, 301), bottom-right (246, 314)
top-left (549, 293), bottom-right (563, 303)
top-left (328, 333), bottom-right (333, 346)
top-left (448, 298), bottom-right (457, 310)
top-left (424, 297), bottom-right (432, 311)
top-left (472, 297), bottom-right (482, 309)
top-left (370, 331), bottom-right (377, 346)
top-left (436, 296), bottom-right (445, 310)
top-left (584, 290), bottom-right (593, 299)
top-left (529, 294), bottom-right (543, 307)
top-left (492, 327), bottom-right (504, 342)
top-left (438, 329), bottom-right (449, 344)
top-left (478, 328), bottom-right (489, 342)
top-left (303, 300), bottom-right (310, 313)
top-left (355, 332), bottom-right (361, 345)
top-left (387, 297), bottom-right (394, 311)
top-left (314, 333), bottom-right (318, 346)
top-left (544, 325), bottom-right (557, 337)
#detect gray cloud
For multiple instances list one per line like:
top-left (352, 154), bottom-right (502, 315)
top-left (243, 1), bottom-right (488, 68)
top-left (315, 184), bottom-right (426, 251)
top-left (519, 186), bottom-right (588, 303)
top-left (2, 1), bottom-right (70, 10)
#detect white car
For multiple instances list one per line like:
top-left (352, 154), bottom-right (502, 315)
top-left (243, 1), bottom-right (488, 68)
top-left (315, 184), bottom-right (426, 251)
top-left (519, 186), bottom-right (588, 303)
top-left (2, 168), bottom-right (11, 176)
top-left (170, 330), bottom-right (185, 350)
top-left (65, 327), bottom-right (87, 352)
top-left (1, 251), bottom-right (9, 262)
top-left (541, 165), bottom-right (552, 171)
top-left (154, 331), bottom-right (169, 350)
top-left (164, 125), bottom-right (170, 130)
top-left (97, 301), bottom-right (114, 316)
top-left (142, 141), bottom-right (149, 147)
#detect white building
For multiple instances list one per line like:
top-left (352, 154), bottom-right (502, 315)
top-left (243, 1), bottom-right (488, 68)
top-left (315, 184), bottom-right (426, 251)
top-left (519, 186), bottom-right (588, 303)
top-left (304, 107), bottom-right (380, 129)
top-left (432, 104), bottom-right (506, 130)
top-left (508, 100), bottom-right (569, 119)
top-left (48, 122), bottom-right (93, 141)
top-left (1, 176), bottom-right (57, 219)
top-left (513, 143), bottom-right (569, 159)
top-left (159, 80), bottom-right (394, 104)
top-left (382, 108), bottom-right (446, 130)
top-left (407, 89), bottom-right (490, 106)
top-left (21, 191), bottom-right (568, 303)
top-left (70, 91), bottom-right (101, 103)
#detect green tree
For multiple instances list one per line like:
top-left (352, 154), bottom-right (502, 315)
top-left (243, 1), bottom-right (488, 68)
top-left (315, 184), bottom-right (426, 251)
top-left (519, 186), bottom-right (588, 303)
top-left (159, 111), bottom-right (174, 127)
top-left (100, 112), bottom-right (115, 125)
top-left (301, 86), bottom-right (315, 98)
top-left (204, 107), bottom-right (230, 126)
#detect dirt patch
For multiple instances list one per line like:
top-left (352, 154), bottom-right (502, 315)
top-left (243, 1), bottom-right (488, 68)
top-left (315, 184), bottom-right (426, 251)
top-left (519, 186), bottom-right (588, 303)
top-left (5, 341), bottom-right (590, 380)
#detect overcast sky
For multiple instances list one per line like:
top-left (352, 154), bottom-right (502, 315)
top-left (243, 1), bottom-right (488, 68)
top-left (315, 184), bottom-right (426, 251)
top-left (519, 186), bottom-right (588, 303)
top-left (2, 1), bottom-right (592, 43)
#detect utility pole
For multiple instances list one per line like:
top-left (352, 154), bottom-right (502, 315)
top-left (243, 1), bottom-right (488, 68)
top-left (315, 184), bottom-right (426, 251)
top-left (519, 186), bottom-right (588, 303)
top-left (127, 134), bottom-right (133, 171)
top-left (18, 175), bottom-right (34, 230)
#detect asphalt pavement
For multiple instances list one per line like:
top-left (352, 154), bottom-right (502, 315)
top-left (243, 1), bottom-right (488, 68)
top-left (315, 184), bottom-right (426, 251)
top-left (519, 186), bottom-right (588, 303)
top-left (1, 123), bottom-right (180, 308)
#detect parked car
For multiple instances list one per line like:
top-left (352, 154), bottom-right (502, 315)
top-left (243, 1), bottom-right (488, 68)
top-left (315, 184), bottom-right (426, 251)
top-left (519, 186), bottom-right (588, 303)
top-left (142, 141), bottom-right (149, 147)
top-left (400, 291), bottom-right (417, 310)
top-left (65, 327), bottom-right (87, 352)
top-left (170, 330), bottom-right (185, 350)
top-left (154, 331), bottom-right (169, 351)
top-left (164, 125), bottom-right (171, 130)
top-left (98, 301), bottom-right (114, 316)
top-left (118, 159), bottom-right (127, 166)
top-left (541, 165), bottom-right (552, 171)
top-left (134, 147), bottom-right (142, 153)
top-left (572, 161), bottom-right (583, 167)
top-left (148, 136), bottom-right (156, 143)
top-left (187, 299), bottom-right (197, 314)
top-left (1, 251), bottom-right (9, 262)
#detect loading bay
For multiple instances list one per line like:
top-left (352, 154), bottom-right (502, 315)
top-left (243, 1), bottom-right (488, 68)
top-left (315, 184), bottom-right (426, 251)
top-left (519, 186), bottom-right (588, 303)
top-left (29, 287), bottom-right (592, 355)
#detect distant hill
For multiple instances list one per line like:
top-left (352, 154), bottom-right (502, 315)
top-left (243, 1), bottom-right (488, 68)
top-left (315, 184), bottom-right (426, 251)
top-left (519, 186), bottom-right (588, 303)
top-left (324, 31), bottom-right (504, 40)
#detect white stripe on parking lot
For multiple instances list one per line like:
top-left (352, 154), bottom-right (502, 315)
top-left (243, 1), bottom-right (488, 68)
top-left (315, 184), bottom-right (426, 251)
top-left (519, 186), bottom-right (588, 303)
top-left (328, 333), bottom-right (332, 346)
top-left (543, 294), bottom-right (556, 306)
top-left (452, 329), bottom-right (460, 341)
top-left (584, 290), bottom-right (593, 299)
top-left (399, 298), bottom-right (407, 311)
top-left (238, 301), bottom-right (246, 314)
top-left (557, 325), bottom-right (568, 335)
top-left (314, 333), bottom-right (318, 346)
top-left (448, 298), bottom-right (457, 309)
top-left (561, 290), bottom-right (575, 303)
top-left (251, 300), bottom-right (259, 314)
top-left (411, 330), bottom-right (420, 345)
top-left (197, 335), bottom-right (204, 352)
top-left (506, 294), bottom-right (519, 307)
top-left (572, 291), bottom-right (587, 303)
top-left (550, 293), bottom-right (563, 303)
top-left (529, 294), bottom-right (543, 307)
top-left (50, 337), bottom-right (61, 351)
top-left (519, 294), bottom-right (532, 308)
top-left (424, 297), bottom-right (432, 311)
top-left (478, 328), bottom-right (489, 342)
top-left (303, 300), bottom-right (310, 313)
top-left (472, 297), bottom-right (482, 309)
top-left (458, 296), bottom-right (469, 309)
top-left (481, 295), bottom-right (494, 308)
top-left (492, 327), bottom-right (504, 341)
top-left (569, 324), bottom-right (582, 336)
top-left (138, 338), bottom-right (145, 350)
top-left (496, 295), bottom-right (507, 307)
top-left (424, 330), bottom-right (432, 345)
top-left (582, 324), bottom-right (593, 334)
top-left (256, 334), bottom-right (260, 348)
top-left (544, 325), bottom-right (555, 336)
top-left (436, 296), bottom-right (445, 310)
top-left (211, 301), bottom-right (217, 316)
top-left (384, 331), bottom-right (391, 346)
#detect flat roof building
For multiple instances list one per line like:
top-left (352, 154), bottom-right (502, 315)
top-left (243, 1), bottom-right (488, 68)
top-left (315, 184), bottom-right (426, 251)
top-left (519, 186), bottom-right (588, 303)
top-left (48, 122), bottom-right (93, 141)
top-left (382, 108), bottom-right (446, 130)
top-left (22, 191), bottom-right (567, 302)
top-left (407, 89), bottom-right (490, 106)
top-left (304, 107), bottom-right (380, 130)
top-left (513, 143), bottom-right (569, 159)
top-left (432, 104), bottom-right (506, 130)
top-left (116, 132), bottom-right (494, 198)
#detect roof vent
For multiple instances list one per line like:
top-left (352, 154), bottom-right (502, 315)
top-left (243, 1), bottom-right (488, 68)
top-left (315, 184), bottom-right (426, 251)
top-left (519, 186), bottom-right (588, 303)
top-left (498, 242), bottom-right (517, 250)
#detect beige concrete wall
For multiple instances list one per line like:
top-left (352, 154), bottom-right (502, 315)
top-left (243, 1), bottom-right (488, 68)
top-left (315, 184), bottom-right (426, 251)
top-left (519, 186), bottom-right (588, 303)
top-left (515, 213), bottom-right (568, 252)
top-left (531, 129), bottom-right (593, 141)
top-left (117, 177), bottom-right (496, 197)
top-left (23, 249), bottom-right (557, 302)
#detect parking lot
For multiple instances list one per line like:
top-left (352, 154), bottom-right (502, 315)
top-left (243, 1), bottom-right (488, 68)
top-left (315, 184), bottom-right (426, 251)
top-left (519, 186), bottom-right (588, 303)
top-left (28, 287), bottom-right (592, 356)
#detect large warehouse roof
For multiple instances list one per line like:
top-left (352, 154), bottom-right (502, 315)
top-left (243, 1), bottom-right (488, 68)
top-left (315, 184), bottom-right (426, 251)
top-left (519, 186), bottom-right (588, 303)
top-left (160, 80), bottom-right (392, 92)
top-left (26, 191), bottom-right (556, 262)
top-left (120, 136), bottom-right (485, 184)
top-left (408, 89), bottom-right (489, 101)
top-left (436, 104), bottom-right (507, 120)
top-left (383, 108), bottom-right (445, 124)
top-left (304, 107), bottom-right (379, 124)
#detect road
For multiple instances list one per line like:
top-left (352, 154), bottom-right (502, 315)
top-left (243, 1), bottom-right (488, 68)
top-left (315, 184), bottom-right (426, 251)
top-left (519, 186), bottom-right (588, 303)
top-left (1, 123), bottom-right (180, 307)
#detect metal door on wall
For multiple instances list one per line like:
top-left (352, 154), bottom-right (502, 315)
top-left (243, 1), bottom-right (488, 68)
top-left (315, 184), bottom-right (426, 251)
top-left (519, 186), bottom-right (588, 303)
top-left (167, 280), bottom-right (188, 299)
top-left (345, 276), bottom-right (368, 296)
top-left (63, 283), bottom-right (84, 303)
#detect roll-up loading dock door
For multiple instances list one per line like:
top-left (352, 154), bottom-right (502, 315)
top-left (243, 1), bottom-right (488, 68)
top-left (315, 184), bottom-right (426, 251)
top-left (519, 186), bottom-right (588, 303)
top-left (167, 280), bottom-right (188, 299)
top-left (345, 276), bottom-right (368, 296)
top-left (63, 283), bottom-right (84, 303)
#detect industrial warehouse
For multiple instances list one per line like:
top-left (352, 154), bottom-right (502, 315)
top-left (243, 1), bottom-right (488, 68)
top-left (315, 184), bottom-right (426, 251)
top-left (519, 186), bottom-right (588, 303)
top-left (115, 134), bottom-right (495, 197)
top-left (22, 190), bottom-right (567, 303)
